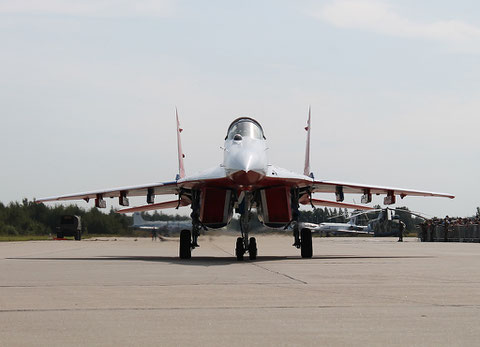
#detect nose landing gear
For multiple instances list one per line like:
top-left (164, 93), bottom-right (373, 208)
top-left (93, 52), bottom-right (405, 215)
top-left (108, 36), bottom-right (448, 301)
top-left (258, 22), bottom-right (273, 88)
top-left (235, 192), bottom-right (257, 261)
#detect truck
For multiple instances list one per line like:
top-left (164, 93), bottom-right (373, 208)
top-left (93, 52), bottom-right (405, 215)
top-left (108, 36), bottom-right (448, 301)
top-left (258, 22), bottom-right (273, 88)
top-left (57, 215), bottom-right (82, 240)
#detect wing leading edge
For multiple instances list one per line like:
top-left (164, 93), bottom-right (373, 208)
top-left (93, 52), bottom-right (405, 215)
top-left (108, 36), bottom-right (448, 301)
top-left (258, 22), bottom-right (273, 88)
top-left (35, 181), bottom-right (178, 203)
top-left (312, 180), bottom-right (454, 199)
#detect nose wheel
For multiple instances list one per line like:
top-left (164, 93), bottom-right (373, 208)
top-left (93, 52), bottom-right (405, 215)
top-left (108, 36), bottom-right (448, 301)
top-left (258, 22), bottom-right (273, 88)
top-left (236, 236), bottom-right (257, 261)
top-left (248, 237), bottom-right (257, 260)
top-left (235, 237), bottom-right (244, 260)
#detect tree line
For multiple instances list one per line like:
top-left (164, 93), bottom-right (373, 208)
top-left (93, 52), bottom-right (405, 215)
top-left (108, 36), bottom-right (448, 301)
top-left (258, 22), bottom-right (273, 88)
top-left (0, 199), bottom-right (188, 236)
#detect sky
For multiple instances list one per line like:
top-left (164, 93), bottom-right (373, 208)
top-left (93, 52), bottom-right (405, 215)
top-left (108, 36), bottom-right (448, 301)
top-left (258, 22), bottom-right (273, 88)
top-left (1, 0), bottom-right (479, 218)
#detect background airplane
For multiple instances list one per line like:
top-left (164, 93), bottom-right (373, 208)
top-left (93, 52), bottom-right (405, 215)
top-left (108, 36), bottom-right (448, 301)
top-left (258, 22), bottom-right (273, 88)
top-left (132, 212), bottom-right (191, 233)
top-left (310, 218), bottom-right (371, 236)
top-left (37, 109), bottom-right (454, 260)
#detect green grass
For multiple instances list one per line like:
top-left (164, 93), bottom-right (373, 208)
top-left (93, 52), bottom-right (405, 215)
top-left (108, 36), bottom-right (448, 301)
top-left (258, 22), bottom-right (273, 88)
top-left (0, 235), bottom-right (52, 242)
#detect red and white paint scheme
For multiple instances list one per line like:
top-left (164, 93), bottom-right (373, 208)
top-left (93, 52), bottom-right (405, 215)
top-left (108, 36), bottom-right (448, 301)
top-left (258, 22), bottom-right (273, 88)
top-left (37, 111), bottom-right (454, 260)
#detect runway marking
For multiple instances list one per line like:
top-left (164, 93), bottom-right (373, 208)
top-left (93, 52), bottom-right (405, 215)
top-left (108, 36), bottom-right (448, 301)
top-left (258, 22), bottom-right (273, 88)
top-left (1, 303), bottom-right (479, 314)
top-left (0, 305), bottom-right (349, 314)
top-left (0, 282), bottom-right (295, 288)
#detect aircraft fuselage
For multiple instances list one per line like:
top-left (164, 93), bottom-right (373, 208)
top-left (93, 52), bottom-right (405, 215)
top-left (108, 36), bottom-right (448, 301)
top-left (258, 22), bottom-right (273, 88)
top-left (223, 117), bottom-right (268, 186)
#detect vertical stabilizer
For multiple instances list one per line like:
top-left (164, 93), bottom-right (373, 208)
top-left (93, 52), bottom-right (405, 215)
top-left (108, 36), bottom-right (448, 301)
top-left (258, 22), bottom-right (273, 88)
top-left (133, 212), bottom-right (145, 226)
top-left (303, 107), bottom-right (313, 178)
top-left (176, 108), bottom-right (186, 180)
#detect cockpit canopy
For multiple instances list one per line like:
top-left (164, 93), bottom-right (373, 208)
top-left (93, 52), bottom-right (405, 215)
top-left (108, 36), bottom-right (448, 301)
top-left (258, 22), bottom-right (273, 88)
top-left (226, 117), bottom-right (266, 140)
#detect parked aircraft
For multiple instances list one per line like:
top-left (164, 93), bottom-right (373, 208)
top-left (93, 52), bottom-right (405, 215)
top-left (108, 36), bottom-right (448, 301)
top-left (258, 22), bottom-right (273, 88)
top-left (132, 212), bottom-right (191, 233)
top-left (37, 109), bottom-right (454, 260)
top-left (364, 208), bottom-right (426, 237)
top-left (311, 217), bottom-right (371, 236)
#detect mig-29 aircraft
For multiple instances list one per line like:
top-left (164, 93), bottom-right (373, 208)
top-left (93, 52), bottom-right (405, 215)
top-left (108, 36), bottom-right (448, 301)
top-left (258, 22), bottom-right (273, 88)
top-left (37, 109), bottom-right (454, 260)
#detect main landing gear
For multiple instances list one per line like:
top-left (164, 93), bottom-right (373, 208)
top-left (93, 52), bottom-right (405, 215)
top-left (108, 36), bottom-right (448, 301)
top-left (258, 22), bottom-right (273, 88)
top-left (179, 229), bottom-right (191, 259)
top-left (179, 190), bottom-right (204, 260)
top-left (292, 224), bottom-right (313, 258)
top-left (291, 189), bottom-right (313, 258)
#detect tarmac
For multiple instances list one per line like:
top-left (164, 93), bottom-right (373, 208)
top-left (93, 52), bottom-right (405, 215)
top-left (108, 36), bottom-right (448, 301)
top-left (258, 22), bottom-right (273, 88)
top-left (1, 235), bottom-right (479, 346)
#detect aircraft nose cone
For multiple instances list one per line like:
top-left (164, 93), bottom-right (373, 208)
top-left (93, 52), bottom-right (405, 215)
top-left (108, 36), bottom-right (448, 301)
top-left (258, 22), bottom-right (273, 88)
top-left (224, 138), bottom-right (268, 185)
top-left (226, 152), bottom-right (266, 185)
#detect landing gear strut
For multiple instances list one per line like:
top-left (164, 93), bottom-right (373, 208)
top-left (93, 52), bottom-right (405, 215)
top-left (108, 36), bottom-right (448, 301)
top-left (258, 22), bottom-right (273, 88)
top-left (236, 192), bottom-right (257, 261)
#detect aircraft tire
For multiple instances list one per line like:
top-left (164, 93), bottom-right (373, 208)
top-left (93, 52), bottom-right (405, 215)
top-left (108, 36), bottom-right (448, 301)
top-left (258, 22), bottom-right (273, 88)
top-left (179, 230), bottom-right (191, 259)
top-left (301, 228), bottom-right (313, 258)
top-left (235, 237), bottom-right (244, 261)
top-left (248, 237), bottom-right (257, 260)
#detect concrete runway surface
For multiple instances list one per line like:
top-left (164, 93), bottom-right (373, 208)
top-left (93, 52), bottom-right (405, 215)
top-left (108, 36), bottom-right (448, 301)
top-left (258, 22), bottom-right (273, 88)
top-left (1, 235), bottom-right (479, 346)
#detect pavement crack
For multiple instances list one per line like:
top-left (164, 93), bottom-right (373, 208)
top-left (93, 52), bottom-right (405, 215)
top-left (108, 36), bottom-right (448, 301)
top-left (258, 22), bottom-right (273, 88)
top-left (250, 262), bottom-right (308, 285)
top-left (210, 241), bottom-right (307, 285)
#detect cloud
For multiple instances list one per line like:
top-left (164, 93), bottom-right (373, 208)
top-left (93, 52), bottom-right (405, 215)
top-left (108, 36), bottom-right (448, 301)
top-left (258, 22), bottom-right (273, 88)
top-left (313, 0), bottom-right (480, 46)
top-left (0, 0), bottom-right (176, 18)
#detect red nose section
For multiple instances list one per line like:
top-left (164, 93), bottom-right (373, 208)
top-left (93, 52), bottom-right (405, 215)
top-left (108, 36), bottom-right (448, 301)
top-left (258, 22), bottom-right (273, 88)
top-left (230, 170), bottom-right (264, 185)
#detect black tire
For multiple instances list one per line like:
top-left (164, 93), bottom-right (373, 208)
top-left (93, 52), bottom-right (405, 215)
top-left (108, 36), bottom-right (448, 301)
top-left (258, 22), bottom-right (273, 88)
top-left (248, 237), bottom-right (257, 260)
top-left (74, 231), bottom-right (81, 241)
top-left (179, 230), bottom-right (191, 259)
top-left (301, 228), bottom-right (313, 258)
top-left (235, 237), bottom-right (244, 261)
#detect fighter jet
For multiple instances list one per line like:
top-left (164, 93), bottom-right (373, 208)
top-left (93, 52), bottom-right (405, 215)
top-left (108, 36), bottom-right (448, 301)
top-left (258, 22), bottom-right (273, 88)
top-left (131, 212), bottom-right (191, 232)
top-left (311, 218), bottom-right (372, 236)
top-left (37, 109), bottom-right (454, 260)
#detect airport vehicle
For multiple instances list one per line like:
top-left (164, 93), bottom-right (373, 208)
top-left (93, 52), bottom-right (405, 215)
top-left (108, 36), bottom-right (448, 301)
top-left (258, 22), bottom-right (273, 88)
top-left (37, 109), bottom-right (454, 259)
top-left (132, 212), bottom-right (191, 232)
top-left (57, 215), bottom-right (82, 240)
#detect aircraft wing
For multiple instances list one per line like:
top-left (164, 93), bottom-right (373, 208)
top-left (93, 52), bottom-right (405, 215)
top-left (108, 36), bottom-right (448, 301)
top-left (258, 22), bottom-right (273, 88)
top-left (312, 180), bottom-right (455, 199)
top-left (36, 166), bottom-right (230, 204)
top-left (36, 181), bottom-right (178, 203)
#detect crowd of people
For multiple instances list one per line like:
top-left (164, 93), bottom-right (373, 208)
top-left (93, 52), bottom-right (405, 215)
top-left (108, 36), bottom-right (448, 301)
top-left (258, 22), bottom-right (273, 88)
top-left (419, 216), bottom-right (480, 242)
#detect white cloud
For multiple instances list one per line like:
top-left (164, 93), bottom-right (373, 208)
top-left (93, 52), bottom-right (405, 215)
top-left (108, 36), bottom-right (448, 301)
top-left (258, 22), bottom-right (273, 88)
top-left (0, 0), bottom-right (176, 18)
top-left (313, 0), bottom-right (480, 46)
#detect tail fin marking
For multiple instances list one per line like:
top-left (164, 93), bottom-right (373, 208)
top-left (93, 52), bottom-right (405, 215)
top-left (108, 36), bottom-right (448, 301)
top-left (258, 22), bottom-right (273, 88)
top-left (176, 108), bottom-right (186, 180)
top-left (303, 106), bottom-right (313, 178)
